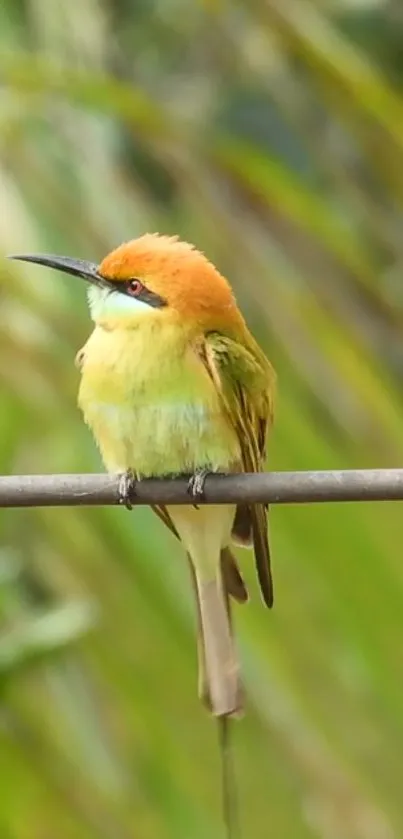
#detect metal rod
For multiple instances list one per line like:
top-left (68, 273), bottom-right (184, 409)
top-left (0, 469), bottom-right (402, 508)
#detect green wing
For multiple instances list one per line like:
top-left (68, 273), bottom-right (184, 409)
top-left (200, 332), bottom-right (275, 608)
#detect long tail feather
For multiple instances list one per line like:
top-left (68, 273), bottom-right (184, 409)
top-left (187, 556), bottom-right (210, 709)
top-left (188, 554), bottom-right (242, 717)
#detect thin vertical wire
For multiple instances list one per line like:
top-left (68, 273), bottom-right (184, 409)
top-left (218, 717), bottom-right (239, 839)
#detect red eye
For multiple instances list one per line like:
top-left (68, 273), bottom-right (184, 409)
top-left (127, 279), bottom-right (143, 296)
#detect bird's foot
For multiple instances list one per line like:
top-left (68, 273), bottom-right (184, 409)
top-left (118, 469), bottom-right (136, 511)
top-left (187, 469), bottom-right (211, 509)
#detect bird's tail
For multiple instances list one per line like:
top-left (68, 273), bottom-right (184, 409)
top-left (188, 551), bottom-right (243, 718)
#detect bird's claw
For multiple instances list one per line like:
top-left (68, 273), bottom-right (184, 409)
top-left (187, 469), bottom-right (210, 508)
top-left (118, 470), bottom-right (136, 510)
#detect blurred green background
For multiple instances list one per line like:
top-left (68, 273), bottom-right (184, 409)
top-left (1, 0), bottom-right (403, 837)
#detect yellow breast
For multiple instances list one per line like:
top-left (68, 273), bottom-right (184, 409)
top-left (77, 320), bottom-right (240, 476)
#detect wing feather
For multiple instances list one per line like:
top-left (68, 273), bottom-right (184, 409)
top-left (200, 332), bottom-right (275, 608)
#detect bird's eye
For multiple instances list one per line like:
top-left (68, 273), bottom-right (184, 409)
top-left (126, 279), bottom-right (143, 296)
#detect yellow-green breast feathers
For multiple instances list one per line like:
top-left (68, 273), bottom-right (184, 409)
top-left (77, 319), bottom-right (243, 476)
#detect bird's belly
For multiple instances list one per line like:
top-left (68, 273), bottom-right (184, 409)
top-left (81, 398), bottom-right (239, 476)
top-left (78, 327), bottom-right (240, 476)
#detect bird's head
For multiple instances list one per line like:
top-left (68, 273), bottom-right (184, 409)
top-left (9, 234), bottom-right (243, 333)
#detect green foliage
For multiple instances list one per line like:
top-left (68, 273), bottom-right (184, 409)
top-left (1, 1), bottom-right (403, 836)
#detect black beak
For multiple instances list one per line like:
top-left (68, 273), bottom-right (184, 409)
top-left (8, 253), bottom-right (107, 287)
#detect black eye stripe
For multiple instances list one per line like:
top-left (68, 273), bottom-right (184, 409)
top-left (133, 286), bottom-right (167, 308)
top-left (107, 279), bottom-right (167, 309)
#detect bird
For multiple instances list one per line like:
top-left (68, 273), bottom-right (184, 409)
top-left (9, 234), bottom-right (276, 719)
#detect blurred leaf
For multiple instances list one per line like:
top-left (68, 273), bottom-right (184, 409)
top-left (0, 601), bottom-right (97, 679)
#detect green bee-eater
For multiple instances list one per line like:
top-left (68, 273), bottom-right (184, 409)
top-left (10, 234), bottom-right (276, 718)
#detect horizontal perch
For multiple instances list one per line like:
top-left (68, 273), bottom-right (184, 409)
top-left (0, 469), bottom-right (403, 508)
